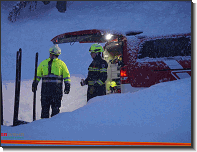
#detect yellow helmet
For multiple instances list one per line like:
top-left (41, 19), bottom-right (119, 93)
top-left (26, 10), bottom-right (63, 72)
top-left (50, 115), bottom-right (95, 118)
top-left (118, 55), bottom-right (122, 60)
top-left (49, 44), bottom-right (61, 55)
top-left (110, 81), bottom-right (117, 87)
top-left (89, 43), bottom-right (104, 53)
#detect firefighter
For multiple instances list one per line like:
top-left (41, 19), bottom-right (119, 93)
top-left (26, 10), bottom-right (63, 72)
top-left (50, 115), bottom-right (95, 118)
top-left (110, 55), bottom-right (124, 67)
top-left (117, 55), bottom-right (124, 67)
top-left (110, 81), bottom-right (117, 93)
top-left (32, 44), bottom-right (70, 118)
top-left (80, 43), bottom-right (108, 102)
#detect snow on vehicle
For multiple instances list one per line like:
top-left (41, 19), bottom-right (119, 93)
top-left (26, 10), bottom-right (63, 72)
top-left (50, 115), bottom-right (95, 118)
top-left (51, 29), bottom-right (191, 94)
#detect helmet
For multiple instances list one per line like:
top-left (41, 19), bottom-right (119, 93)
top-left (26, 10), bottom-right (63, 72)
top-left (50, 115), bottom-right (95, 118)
top-left (117, 55), bottom-right (122, 60)
top-left (49, 44), bottom-right (61, 55)
top-left (89, 43), bottom-right (104, 53)
top-left (110, 81), bottom-right (117, 87)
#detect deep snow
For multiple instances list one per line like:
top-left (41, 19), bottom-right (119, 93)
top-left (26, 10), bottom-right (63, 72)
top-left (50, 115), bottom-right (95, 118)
top-left (2, 75), bottom-right (87, 126)
top-left (1, 0), bottom-right (192, 148)
top-left (1, 78), bottom-right (191, 146)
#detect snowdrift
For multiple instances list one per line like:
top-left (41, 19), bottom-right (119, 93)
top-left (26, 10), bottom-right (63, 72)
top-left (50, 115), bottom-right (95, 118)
top-left (1, 77), bottom-right (191, 146)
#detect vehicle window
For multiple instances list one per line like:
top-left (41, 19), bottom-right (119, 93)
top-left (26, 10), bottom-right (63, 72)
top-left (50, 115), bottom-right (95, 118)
top-left (138, 36), bottom-right (191, 59)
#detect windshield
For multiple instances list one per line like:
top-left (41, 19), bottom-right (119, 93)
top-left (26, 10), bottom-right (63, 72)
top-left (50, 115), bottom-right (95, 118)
top-left (138, 36), bottom-right (191, 59)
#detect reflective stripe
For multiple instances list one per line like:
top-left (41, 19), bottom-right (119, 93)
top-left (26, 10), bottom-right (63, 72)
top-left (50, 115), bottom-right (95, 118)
top-left (88, 80), bottom-right (104, 86)
top-left (63, 77), bottom-right (71, 82)
top-left (88, 81), bottom-right (94, 85)
top-left (42, 77), bottom-right (63, 81)
top-left (42, 74), bottom-right (63, 82)
top-left (42, 80), bottom-right (62, 83)
top-left (43, 74), bottom-right (63, 79)
top-left (64, 81), bottom-right (70, 83)
top-left (36, 77), bottom-right (41, 82)
top-left (89, 67), bottom-right (100, 72)
top-left (37, 76), bottom-right (42, 79)
top-left (100, 68), bottom-right (107, 72)
top-left (89, 67), bottom-right (107, 72)
top-left (97, 79), bottom-right (104, 85)
top-left (33, 76), bottom-right (42, 81)
top-left (63, 77), bottom-right (70, 80)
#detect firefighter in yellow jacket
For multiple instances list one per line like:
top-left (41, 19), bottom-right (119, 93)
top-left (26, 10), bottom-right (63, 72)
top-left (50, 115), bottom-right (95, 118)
top-left (32, 44), bottom-right (70, 118)
top-left (110, 81), bottom-right (117, 93)
top-left (80, 43), bottom-right (108, 102)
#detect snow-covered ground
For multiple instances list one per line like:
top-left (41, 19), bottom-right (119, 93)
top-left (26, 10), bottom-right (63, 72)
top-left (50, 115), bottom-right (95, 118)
top-left (2, 75), bottom-right (87, 126)
top-left (1, 77), bottom-right (191, 146)
top-left (1, 1), bottom-right (193, 149)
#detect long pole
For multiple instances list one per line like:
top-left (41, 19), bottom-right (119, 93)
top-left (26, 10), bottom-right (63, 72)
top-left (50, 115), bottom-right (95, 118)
top-left (33, 52), bottom-right (38, 121)
top-left (1, 74), bottom-right (3, 125)
top-left (13, 49), bottom-right (22, 126)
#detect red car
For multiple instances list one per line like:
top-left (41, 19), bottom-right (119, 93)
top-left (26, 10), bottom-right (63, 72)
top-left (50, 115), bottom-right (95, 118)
top-left (51, 29), bottom-right (191, 93)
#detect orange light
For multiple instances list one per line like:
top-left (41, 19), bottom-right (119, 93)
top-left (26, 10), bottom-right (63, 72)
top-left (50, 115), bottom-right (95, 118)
top-left (120, 70), bottom-right (127, 77)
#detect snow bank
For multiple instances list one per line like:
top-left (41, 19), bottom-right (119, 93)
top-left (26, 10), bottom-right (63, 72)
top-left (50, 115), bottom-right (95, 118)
top-left (2, 75), bottom-right (87, 126)
top-left (1, 78), bottom-right (191, 146)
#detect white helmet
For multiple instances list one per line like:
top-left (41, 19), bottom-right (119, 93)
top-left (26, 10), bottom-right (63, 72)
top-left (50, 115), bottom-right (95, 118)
top-left (49, 44), bottom-right (61, 55)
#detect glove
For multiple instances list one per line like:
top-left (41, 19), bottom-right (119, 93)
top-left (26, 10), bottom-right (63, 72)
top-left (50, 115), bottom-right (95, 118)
top-left (80, 79), bottom-right (86, 86)
top-left (64, 83), bottom-right (70, 94)
top-left (32, 81), bottom-right (38, 92)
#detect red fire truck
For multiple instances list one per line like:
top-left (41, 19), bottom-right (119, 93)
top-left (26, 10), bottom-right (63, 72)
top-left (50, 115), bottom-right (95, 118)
top-left (51, 29), bottom-right (191, 94)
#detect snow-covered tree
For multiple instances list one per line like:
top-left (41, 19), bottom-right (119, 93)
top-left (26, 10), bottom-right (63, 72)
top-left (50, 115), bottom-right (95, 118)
top-left (8, 1), bottom-right (68, 22)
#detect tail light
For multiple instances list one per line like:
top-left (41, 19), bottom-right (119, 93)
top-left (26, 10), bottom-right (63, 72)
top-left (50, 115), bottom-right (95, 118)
top-left (120, 66), bottom-right (129, 84)
top-left (120, 69), bottom-right (127, 77)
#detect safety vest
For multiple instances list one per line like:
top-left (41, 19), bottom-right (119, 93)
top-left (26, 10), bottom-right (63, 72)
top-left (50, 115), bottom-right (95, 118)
top-left (34, 58), bottom-right (70, 84)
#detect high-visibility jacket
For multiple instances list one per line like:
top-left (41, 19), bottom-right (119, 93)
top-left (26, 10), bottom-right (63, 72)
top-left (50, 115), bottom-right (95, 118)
top-left (34, 58), bottom-right (70, 95)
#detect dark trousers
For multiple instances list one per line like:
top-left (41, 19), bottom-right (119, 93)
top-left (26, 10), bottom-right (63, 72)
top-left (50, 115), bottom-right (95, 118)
top-left (41, 95), bottom-right (62, 118)
top-left (87, 85), bottom-right (106, 102)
